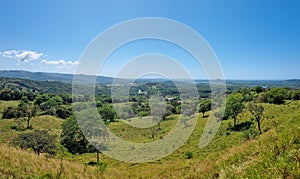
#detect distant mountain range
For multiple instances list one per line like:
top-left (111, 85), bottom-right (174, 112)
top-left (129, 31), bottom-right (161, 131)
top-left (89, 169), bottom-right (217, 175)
top-left (0, 70), bottom-right (299, 89)
top-left (0, 70), bottom-right (114, 84)
top-left (0, 77), bottom-right (72, 94)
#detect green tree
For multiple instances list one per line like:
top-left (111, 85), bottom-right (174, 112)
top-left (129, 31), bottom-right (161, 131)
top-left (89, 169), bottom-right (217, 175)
top-left (253, 86), bottom-right (264, 93)
top-left (266, 88), bottom-right (287, 104)
top-left (98, 104), bottom-right (116, 122)
top-left (2, 106), bottom-right (19, 119)
top-left (150, 102), bottom-right (166, 130)
top-left (225, 93), bottom-right (244, 127)
top-left (34, 94), bottom-right (50, 105)
top-left (181, 102), bottom-right (196, 127)
top-left (248, 102), bottom-right (264, 133)
top-left (18, 102), bottom-right (38, 129)
top-left (61, 116), bottom-right (96, 154)
top-left (291, 90), bottom-right (300, 100)
top-left (20, 96), bottom-right (29, 104)
top-left (12, 130), bottom-right (56, 155)
top-left (165, 104), bottom-right (175, 118)
top-left (51, 96), bottom-right (64, 105)
top-left (198, 99), bottom-right (212, 117)
top-left (55, 106), bottom-right (73, 119)
top-left (0, 89), bottom-right (12, 100)
top-left (3, 102), bottom-right (38, 129)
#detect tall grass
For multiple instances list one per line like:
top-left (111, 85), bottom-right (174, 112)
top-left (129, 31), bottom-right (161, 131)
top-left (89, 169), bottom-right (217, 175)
top-left (0, 101), bottom-right (299, 178)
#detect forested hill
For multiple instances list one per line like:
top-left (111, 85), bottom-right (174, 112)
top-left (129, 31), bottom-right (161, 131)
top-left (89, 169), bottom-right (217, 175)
top-left (0, 70), bottom-right (114, 84)
top-left (225, 79), bottom-right (300, 89)
top-left (0, 70), bottom-right (299, 91)
top-left (0, 77), bottom-right (71, 94)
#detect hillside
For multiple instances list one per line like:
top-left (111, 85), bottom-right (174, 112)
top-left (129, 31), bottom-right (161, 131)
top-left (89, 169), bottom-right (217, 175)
top-left (0, 70), bottom-right (114, 84)
top-left (0, 77), bottom-right (72, 94)
top-left (0, 100), bottom-right (299, 178)
top-left (0, 70), bottom-right (299, 89)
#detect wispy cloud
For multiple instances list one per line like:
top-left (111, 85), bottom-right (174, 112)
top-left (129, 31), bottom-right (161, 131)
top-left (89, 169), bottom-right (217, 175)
top-left (0, 50), bottom-right (43, 62)
top-left (1, 49), bottom-right (78, 70)
top-left (41, 60), bottom-right (79, 66)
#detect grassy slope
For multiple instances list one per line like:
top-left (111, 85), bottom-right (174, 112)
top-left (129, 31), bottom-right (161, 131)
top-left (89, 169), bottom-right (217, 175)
top-left (0, 101), bottom-right (299, 178)
top-left (0, 100), bottom-right (19, 113)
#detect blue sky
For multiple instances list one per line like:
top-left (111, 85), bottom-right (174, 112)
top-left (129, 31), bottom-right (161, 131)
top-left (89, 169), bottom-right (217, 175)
top-left (0, 0), bottom-right (299, 79)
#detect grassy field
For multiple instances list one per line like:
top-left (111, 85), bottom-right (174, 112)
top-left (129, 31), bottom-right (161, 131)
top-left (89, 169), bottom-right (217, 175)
top-left (0, 100), bottom-right (19, 114)
top-left (0, 101), bottom-right (299, 178)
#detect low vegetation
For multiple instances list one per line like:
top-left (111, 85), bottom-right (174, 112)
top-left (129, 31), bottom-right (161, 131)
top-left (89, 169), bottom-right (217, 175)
top-left (0, 80), bottom-right (299, 178)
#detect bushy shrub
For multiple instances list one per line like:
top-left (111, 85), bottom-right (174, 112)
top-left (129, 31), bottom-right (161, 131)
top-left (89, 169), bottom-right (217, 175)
top-left (12, 130), bottom-right (56, 155)
top-left (185, 151), bottom-right (193, 159)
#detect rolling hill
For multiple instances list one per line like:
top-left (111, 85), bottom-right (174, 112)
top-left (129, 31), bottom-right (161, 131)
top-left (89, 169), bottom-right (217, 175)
top-left (0, 70), bottom-right (114, 84)
top-left (0, 70), bottom-right (299, 89)
top-left (0, 100), bottom-right (299, 178)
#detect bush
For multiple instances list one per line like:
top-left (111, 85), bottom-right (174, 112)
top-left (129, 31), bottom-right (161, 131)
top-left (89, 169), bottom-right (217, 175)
top-left (185, 151), bottom-right (193, 159)
top-left (2, 106), bottom-right (19, 119)
top-left (12, 130), bottom-right (56, 155)
top-left (266, 88), bottom-right (287, 104)
top-left (55, 106), bottom-right (73, 119)
top-left (291, 90), bottom-right (300, 100)
top-left (138, 111), bottom-right (149, 117)
top-left (242, 127), bottom-right (259, 140)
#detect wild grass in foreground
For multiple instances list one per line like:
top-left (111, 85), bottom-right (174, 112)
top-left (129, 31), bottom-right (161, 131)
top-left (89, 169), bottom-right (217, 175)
top-left (0, 101), bottom-right (299, 178)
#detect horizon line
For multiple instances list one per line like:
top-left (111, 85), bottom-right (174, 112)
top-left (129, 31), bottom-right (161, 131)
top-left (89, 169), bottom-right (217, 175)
top-left (0, 69), bottom-right (299, 81)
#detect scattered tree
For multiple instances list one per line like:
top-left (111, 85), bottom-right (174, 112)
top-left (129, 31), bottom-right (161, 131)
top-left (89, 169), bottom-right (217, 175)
top-left (3, 102), bottom-right (38, 129)
top-left (150, 97), bottom-right (166, 130)
top-left (266, 88), bottom-right (287, 104)
top-left (253, 86), bottom-right (264, 93)
top-left (34, 94), bottom-right (50, 105)
top-left (55, 106), bottom-right (73, 119)
top-left (98, 104), bottom-right (116, 122)
top-left (61, 116), bottom-right (96, 154)
top-left (199, 99), bottom-right (212, 117)
top-left (225, 93), bottom-right (244, 127)
top-left (248, 102), bottom-right (264, 133)
top-left (18, 102), bottom-right (38, 129)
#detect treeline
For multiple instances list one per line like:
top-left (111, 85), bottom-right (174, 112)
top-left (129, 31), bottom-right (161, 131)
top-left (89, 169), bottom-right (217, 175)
top-left (56, 86), bottom-right (300, 157)
top-left (0, 77), bottom-right (72, 94)
top-left (2, 91), bottom-right (73, 124)
top-left (1, 85), bottom-right (300, 163)
top-left (233, 86), bottom-right (300, 104)
top-left (216, 86), bottom-right (300, 135)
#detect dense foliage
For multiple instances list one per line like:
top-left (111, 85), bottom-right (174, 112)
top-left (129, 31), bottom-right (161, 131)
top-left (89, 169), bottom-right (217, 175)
top-left (12, 130), bottom-right (56, 155)
top-left (61, 116), bottom-right (96, 154)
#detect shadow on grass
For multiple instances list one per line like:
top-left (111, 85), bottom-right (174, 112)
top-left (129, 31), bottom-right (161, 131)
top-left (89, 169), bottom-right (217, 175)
top-left (229, 121), bottom-right (254, 131)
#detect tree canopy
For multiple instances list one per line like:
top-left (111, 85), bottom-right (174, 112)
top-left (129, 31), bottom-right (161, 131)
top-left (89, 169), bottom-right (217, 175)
top-left (225, 93), bottom-right (245, 126)
top-left (12, 130), bottom-right (56, 155)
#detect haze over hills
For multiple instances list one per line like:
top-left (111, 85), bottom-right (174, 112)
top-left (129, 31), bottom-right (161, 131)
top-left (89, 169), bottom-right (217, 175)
top-left (0, 70), bottom-right (114, 84)
top-left (0, 70), bottom-right (299, 90)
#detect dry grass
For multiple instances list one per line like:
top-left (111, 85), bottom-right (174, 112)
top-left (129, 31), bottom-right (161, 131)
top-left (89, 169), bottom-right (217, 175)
top-left (0, 101), bottom-right (299, 178)
top-left (0, 144), bottom-right (104, 178)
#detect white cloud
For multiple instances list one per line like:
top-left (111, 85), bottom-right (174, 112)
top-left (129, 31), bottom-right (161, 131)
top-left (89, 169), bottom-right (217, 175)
top-left (41, 59), bottom-right (79, 66)
top-left (0, 50), bottom-right (43, 62)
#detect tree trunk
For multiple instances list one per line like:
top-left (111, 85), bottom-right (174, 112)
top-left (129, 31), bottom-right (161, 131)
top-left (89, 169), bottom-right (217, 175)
top-left (27, 117), bottom-right (30, 129)
top-left (257, 120), bottom-right (262, 134)
top-left (97, 150), bottom-right (100, 164)
top-left (233, 117), bottom-right (237, 127)
top-left (151, 129), bottom-right (156, 141)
